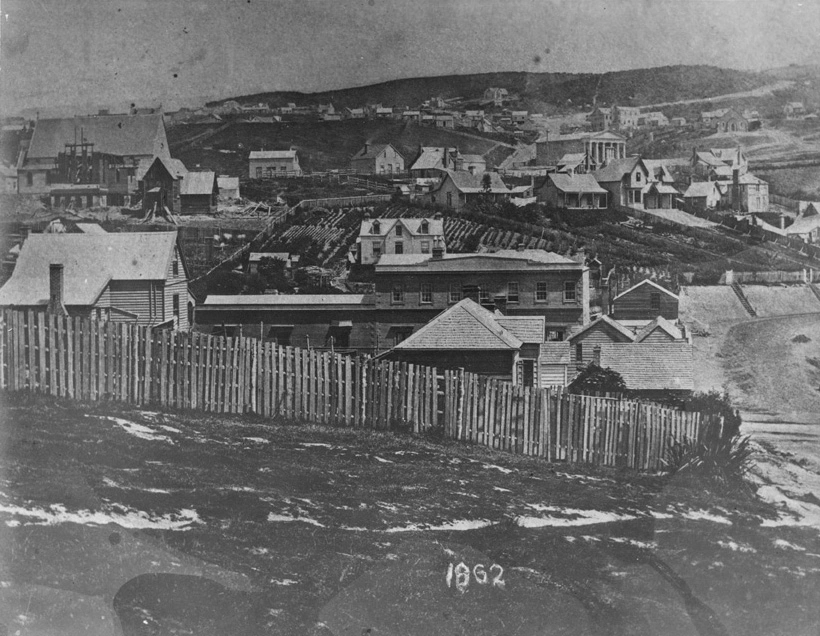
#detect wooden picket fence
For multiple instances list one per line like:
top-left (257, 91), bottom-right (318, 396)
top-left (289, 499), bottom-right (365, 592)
top-left (0, 310), bottom-right (705, 471)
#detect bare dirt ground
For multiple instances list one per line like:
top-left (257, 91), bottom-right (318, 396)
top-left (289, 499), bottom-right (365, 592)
top-left (0, 392), bottom-right (818, 636)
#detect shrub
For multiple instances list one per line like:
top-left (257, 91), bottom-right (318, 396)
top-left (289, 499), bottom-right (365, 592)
top-left (793, 334), bottom-right (811, 343)
top-left (663, 392), bottom-right (752, 493)
top-left (568, 363), bottom-right (627, 396)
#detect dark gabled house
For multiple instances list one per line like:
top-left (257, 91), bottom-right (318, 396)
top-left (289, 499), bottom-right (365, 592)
top-left (610, 279), bottom-right (679, 321)
top-left (0, 231), bottom-right (191, 329)
top-left (350, 143), bottom-right (405, 175)
top-left (179, 171), bottom-right (218, 215)
top-left (591, 156), bottom-right (650, 208)
top-left (136, 156), bottom-right (188, 216)
top-left (380, 298), bottom-right (527, 383)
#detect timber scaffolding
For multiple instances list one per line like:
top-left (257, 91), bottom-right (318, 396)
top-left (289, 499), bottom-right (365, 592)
top-left (0, 310), bottom-right (712, 472)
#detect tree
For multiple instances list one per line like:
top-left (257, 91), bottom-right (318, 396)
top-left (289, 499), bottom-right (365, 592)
top-left (481, 173), bottom-right (492, 193)
top-left (568, 363), bottom-right (627, 395)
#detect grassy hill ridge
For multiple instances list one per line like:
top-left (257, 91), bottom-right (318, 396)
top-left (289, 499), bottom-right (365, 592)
top-left (207, 65), bottom-right (769, 111)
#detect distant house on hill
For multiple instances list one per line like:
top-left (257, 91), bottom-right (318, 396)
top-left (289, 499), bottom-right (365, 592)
top-left (484, 87), bottom-right (509, 106)
top-left (249, 149), bottom-right (301, 177)
top-left (683, 180), bottom-right (724, 213)
top-left (0, 231), bottom-right (191, 329)
top-left (0, 162), bottom-right (17, 193)
top-left (784, 102), bottom-right (806, 119)
top-left (536, 173), bottom-right (608, 210)
top-left (588, 107), bottom-right (612, 131)
top-left (591, 156), bottom-right (650, 207)
top-left (612, 105), bottom-right (640, 129)
top-left (700, 108), bottom-right (729, 125)
top-left (350, 143), bottom-right (405, 175)
top-left (357, 216), bottom-right (445, 265)
top-left (786, 205), bottom-right (820, 243)
top-left (638, 111), bottom-right (669, 127)
top-left (715, 109), bottom-right (749, 133)
top-left (425, 170), bottom-right (511, 210)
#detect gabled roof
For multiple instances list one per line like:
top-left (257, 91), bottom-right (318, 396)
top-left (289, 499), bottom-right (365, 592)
top-left (495, 316), bottom-right (545, 344)
top-left (612, 278), bottom-right (678, 302)
top-left (557, 152), bottom-right (587, 167)
top-left (28, 114), bottom-right (167, 160)
top-left (217, 176), bottom-right (239, 190)
top-left (410, 147), bottom-right (455, 171)
top-left (460, 154), bottom-right (486, 164)
top-left (393, 299), bottom-right (522, 351)
top-left (352, 143), bottom-right (402, 160)
top-left (634, 316), bottom-right (683, 342)
top-left (180, 171), bottom-right (217, 196)
top-left (598, 343), bottom-right (694, 391)
top-left (786, 213), bottom-right (820, 235)
top-left (568, 314), bottom-right (636, 343)
top-left (642, 159), bottom-right (675, 183)
top-left (0, 232), bottom-right (178, 307)
top-left (359, 217), bottom-right (444, 237)
top-left (683, 181), bottom-right (721, 198)
top-left (442, 170), bottom-right (509, 194)
top-left (693, 151), bottom-right (725, 167)
top-left (592, 156), bottom-right (646, 183)
top-left (642, 182), bottom-right (679, 196)
top-left (135, 155), bottom-right (188, 182)
top-left (547, 173), bottom-right (608, 194)
top-left (249, 150), bottom-right (297, 159)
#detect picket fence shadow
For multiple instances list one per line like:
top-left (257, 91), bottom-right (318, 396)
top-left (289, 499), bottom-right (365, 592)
top-left (0, 310), bottom-right (707, 471)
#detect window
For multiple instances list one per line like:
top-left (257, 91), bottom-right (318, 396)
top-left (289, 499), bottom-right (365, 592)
top-left (26, 172), bottom-right (33, 187)
top-left (420, 220), bottom-right (429, 234)
top-left (564, 281), bottom-right (577, 303)
top-left (650, 292), bottom-right (661, 312)
top-left (507, 282), bottom-right (520, 303)
top-left (395, 225), bottom-right (403, 237)
top-left (172, 260), bottom-right (179, 276)
top-left (575, 343), bottom-right (583, 364)
top-left (256, 167), bottom-right (262, 178)
top-left (547, 330), bottom-right (564, 342)
top-left (446, 192), bottom-right (453, 207)
top-left (392, 284), bottom-right (404, 304)
top-left (479, 289), bottom-right (491, 304)
top-left (536, 281), bottom-right (548, 302)
top-left (172, 294), bottom-right (180, 324)
top-left (420, 283), bottom-right (433, 304)
top-left (393, 328), bottom-right (413, 346)
top-left (394, 241), bottom-right (404, 254)
top-left (372, 243), bottom-right (382, 257)
top-left (449, 284), bottom-right (461, 303)
top-left (372, 221), bottom-right (381, 234)
top-left (635, 171), bottom-right (641, 183)
top-left (280, 166), bottom-right (286, 172)
top-left (421, 240), bottom-right (430, 254)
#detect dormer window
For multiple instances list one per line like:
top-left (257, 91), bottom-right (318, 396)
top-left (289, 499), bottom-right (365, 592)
top-left (420, 220), bottom-right (429, 234)
top-left (395, 225), bottom-right (403, 237)
top-left (372, 221), bottom-right (381, 234)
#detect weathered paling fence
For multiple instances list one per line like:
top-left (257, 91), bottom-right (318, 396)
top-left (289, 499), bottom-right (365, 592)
top-left (0, 310), bottom-right (704, 471)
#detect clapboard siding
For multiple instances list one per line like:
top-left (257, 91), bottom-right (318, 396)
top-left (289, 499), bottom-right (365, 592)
top-left (571, 322), bottom-right (632, 366)
top-left (540, 363), bottom-right (567, 387)
top-left (163, 246), bottom-right (189, 330)
top-left (109, 281), bottom-right (162, 326)
top-left (612, 283), bottom-right (678, 320)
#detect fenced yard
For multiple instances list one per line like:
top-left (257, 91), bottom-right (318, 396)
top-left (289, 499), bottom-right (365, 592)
top-left (0, 310), bottom-right (706, 471)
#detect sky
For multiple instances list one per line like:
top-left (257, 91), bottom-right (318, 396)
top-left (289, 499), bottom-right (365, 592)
top-left (1, 0), bottom-right (819, 117)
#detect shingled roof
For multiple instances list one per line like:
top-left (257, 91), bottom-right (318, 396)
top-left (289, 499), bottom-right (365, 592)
top-left (28, 114), bottom-right (167, 160)
top-left (180, 171), bottom-right (217, 196)
top-left (359, 217), bottom-right (444, 237)
top-left (393, 299), bottom-right (522, 351)
top-left (0, 232), bottom-right (178, 307)
top-left (496, 316), bottom-right (545, 344)
top-left (597, 343), bottom-right (694, 391)
top-left (547, 173), bottom-right (608, 194)
top-left (592, 156), bottom-right (646, 183)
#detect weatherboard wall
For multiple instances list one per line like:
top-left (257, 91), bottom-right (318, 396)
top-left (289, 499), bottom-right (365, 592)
top-left (611, 284), bottom-right (678, 321)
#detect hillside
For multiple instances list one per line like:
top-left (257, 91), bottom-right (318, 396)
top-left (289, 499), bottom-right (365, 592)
top-left (169, 120), bottom-right (514, 174)
top-left (207, 65), bottom-right (769, 111)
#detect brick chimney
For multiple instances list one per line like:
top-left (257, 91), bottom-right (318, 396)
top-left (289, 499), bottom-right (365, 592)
top-left (48, 264), bottom-right (68, 315)
top-left (431, 236), bottom-right (445, 259)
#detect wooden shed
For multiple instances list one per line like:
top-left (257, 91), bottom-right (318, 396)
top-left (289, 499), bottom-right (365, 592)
top-left (180, 171), bottom-right (218, 215)
top-left (611, 279), bottom-right (679, 321)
